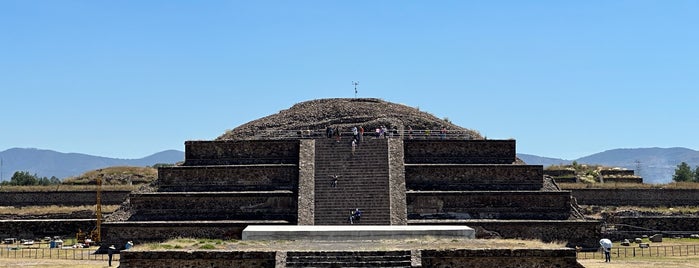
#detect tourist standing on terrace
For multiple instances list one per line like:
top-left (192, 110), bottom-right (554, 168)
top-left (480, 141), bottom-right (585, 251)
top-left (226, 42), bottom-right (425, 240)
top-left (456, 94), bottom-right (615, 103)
top-left (334, 126), bottom-right (341, 142)
top-left (358, 126), bottom-right (364, 142)
top-left (351, 139), bottom-right (357, 156)
top-left (352, 126), bottom-right (358, 141)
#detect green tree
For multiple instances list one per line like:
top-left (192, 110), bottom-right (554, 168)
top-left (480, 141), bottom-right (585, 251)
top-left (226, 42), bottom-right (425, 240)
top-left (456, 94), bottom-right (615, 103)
top-left (673, 162), bottom-right (694, 182)
top-left (694, 166), bottom-right (699, 182)
top-left (8, 171), bottom-right (38, 185)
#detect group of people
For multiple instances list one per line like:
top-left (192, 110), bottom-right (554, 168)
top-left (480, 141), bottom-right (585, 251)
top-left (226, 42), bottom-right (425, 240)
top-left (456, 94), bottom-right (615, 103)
top-left (323, 125), bottom-right (451, 140)
top-left (348, 208), bottom-right (362, 224)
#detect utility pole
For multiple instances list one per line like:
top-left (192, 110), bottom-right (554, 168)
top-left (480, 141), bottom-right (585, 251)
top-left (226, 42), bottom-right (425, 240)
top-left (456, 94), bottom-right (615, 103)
top-left (352, 81), bottom-right (359, 98)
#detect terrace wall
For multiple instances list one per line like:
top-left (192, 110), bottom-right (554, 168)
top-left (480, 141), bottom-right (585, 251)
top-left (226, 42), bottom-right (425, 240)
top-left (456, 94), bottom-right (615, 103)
top-left (407, 191), bottom-right (571, 220)
top-left (0, 191), bottom-right (130, 207)
top-left (0, 219), bottom-right (95, 239)
top-left (184, 140), bottom-right (299, 165)
top-left (157, 165), bottom-right (298, 192)
top-left (405, 164), bottom-right (543, 191)
top-left (404, 140), bottom-right (516, 164)
top-left (411, 219), bottom-right (602, 248)
top-left (128, 191), bottom-right (297, 222)
top-left (421, 248), bottom-right (582, 268)
top-left (119, 251), bottom-right (276, 268)
top-left (569, 188), bottom-right (699, 206)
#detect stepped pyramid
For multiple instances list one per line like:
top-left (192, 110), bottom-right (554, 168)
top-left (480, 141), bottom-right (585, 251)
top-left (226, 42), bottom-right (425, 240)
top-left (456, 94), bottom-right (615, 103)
top-left (102, 98), bottom-right (599, 250)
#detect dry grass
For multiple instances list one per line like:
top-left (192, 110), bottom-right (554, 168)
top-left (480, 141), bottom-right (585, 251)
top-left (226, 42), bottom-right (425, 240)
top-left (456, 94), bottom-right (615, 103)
top-left (62, 166), bottom-right (157, 185)
top-left (143, 237), bottom-right (566, 251)
top-left (0, 205), bottom-right (120, 215)
top-left (0, 185), bottom-right (136, 192)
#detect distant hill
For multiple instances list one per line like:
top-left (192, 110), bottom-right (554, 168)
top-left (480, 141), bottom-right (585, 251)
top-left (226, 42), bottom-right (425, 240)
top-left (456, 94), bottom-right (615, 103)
top-left (519, 147), bottom-right (699, 184)
top-left (0, 148), bottom-right (184, 181)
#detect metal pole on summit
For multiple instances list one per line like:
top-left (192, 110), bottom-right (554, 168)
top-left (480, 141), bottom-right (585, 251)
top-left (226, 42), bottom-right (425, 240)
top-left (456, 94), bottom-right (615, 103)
top-left (352, 81), bottom-right (359, 98)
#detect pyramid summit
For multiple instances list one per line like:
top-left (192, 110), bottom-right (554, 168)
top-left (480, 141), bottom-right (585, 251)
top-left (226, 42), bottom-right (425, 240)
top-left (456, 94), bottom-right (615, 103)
top-left (217, 98), bottom-right (482, 140)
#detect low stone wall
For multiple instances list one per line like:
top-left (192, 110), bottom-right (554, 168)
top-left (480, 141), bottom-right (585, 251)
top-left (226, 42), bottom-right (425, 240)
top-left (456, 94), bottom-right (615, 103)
top-left (0, 191), bottom-right (130, 207)
top-left (157, 164), bottom-right (298, 192)
top-left (600, 176), bottom-right (643, 184)
top-left (544, 169), bottom-right (575, 177)
top-left (129, 191), bottom-right (297, 221)
top-left (609, 216), bottom-right (699, 233)
top-left (569, 188), bottom-right (699, 206)
top-left (421, 248), bottom-right (582, 268)
top-left (0, 219), bottom-right (95, 239)
top-left (184, 140), bottom-right (300, 165)
top-left (410, 219), bottom-right (602, 248)
top-left (407, 191), bottom-right (571, 220)
top-left (119, 250), bottom-right (276, 268)
top-left (404, 140), bottom-right (516, 164)
top-left (600, 170), bottom-right (635, 176)
top-left (119, 248), bottom-right (581, 268)
top-left (405, 164), bottom-right (543, 191)
top-left (101, 220), bottom-right (291, 247)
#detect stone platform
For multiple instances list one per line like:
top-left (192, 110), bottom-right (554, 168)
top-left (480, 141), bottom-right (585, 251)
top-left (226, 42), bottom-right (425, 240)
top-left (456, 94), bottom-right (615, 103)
top-left (242, 225), bottom-right (475, 240)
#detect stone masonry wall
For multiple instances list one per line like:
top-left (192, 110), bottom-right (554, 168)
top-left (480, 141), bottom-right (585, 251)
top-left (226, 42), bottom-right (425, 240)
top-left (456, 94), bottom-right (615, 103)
top-left (609, 216), bottom-right (699, 233)
top-left (405, 164), bottom-right (543, 191)
top-left (388, 138), bottom-right (408, 225)
top-left (411, 219), bottom-right (601, 248)
top-left (0, 219), bottom-right (95, 239)
top-left (421, 248), bottom-right (582, 268)
top-left (184, 140), bottom-right (299, 165)
top-left (157, 165), bottom-right (298, 192)
top-left (297, 139), bottom-right (315, 225)
top-left (543, 169), bottom-right (575, 177)
top-left (407, 191), bottom-right (571, 220)
top-left (600, 170), bottom-right (635, 176)
top-left (404, 140), bottom-right (516, 164)
top-left (119, 250), bottom-right (276, 268)
top-left (570, 188), bottom-right (699, 206)
top-left (129, 192), bottom-right (297, 221)
top-left (100, 220), bottom-right (289, 246)
top-left (0, 191), bottom-right (130, 207)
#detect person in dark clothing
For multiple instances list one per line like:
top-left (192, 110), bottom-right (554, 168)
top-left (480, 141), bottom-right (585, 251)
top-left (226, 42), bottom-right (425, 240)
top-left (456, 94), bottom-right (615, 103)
top-left (108, 245), bottom-right (116, 266)
top-left (352, 208), bottom-right (362, 223)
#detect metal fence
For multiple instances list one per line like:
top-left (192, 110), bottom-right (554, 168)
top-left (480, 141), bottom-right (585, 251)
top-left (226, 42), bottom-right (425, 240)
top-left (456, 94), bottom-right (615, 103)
top-left (0, 247), bottom-right (119, 261)
top-left (577, 244), bottom-right (699, 259)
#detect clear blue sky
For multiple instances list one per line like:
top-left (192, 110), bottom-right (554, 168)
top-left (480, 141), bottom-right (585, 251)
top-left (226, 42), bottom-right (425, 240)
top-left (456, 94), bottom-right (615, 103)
top-left (1, 1), bottom-right (697, 160)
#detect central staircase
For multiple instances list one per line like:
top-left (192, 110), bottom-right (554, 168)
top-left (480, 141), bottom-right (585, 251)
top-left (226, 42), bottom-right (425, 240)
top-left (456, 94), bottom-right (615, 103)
top-left (313, 138), bottom-right (392, 225)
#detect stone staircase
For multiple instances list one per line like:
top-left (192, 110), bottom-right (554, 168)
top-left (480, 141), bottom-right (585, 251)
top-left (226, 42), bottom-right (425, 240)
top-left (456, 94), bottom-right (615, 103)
top-left (313, 138), bottom-right (391, 225)
top-left (285, 251), bottom-right (412, 268)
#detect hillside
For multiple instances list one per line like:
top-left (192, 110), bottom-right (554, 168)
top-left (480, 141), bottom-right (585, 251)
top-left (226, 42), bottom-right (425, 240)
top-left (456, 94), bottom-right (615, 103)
top-left (519, 147), bottom-right (699, 184)
top-left (0, 148), bottom-right (183, 181)
top-left (218, 98), bottom-right (482, 140)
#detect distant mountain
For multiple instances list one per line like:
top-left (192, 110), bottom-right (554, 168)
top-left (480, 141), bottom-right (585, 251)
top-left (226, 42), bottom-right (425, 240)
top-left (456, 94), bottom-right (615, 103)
top-left (517, 154), bottom-right (572, 167)
top-left (0, 148), bottom-right (184, 181)
top-left (519, 147), bottom-right (699, 184)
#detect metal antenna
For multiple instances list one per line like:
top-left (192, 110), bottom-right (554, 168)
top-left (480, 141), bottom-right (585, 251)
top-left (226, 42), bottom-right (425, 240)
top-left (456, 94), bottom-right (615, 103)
top-left (352, 81), bottom-right (359, 98)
